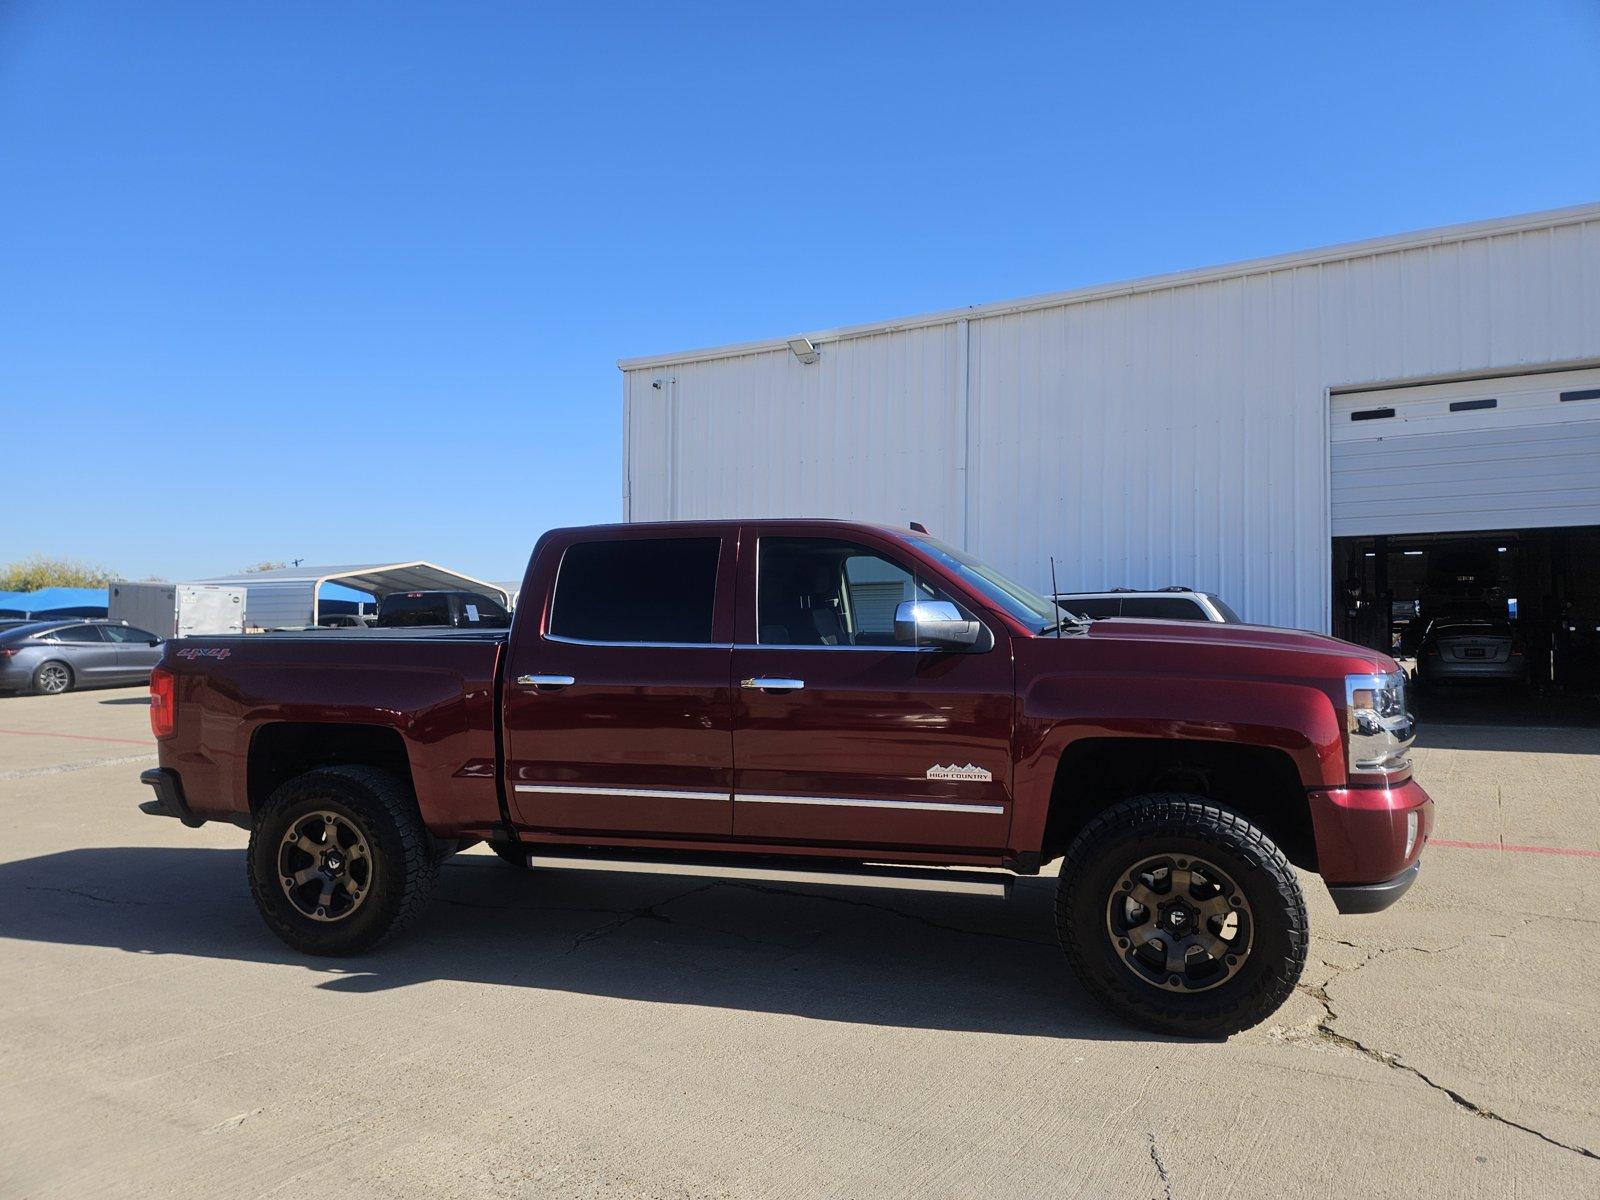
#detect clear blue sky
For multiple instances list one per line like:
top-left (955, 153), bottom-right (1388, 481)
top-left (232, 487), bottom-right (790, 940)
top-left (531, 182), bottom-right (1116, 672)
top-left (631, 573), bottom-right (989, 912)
top-left (4, 1), bottom-right (1598, 583)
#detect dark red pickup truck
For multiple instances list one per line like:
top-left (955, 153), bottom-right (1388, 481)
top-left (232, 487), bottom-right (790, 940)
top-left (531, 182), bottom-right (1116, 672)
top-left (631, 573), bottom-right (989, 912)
top-left (141, 520), bottom-right (1431, 1036)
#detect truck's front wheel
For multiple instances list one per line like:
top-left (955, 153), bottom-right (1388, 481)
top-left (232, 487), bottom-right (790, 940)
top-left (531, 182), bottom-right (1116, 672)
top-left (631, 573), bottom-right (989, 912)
top-left (247, 766), bottom-right (438, 955)
top-left (1056, 794), bottom-right (1308, 1038)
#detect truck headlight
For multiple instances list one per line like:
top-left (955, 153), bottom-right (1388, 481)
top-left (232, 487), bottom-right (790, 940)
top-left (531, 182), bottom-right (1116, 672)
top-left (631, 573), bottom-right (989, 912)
top-left (1345, 671), bottom-right (1414, 779)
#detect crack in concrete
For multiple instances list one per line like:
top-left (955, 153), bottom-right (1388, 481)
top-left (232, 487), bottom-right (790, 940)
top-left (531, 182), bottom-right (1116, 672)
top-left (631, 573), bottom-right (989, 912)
top-left (1147, 1131), bottom-right (1174, 1199)
top-left (25, 885), bottom-right (148, 906)
top-left (0, 751), bottom-right (157, 781)
top-left (1296, 943), bottom-right (1599, 1164)
top-left (555, 882), bottom-right (722, 957)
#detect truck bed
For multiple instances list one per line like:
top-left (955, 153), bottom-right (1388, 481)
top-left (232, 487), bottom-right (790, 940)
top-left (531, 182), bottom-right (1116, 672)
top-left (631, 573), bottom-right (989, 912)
top-left (161, 630), bottom-right (507, 834)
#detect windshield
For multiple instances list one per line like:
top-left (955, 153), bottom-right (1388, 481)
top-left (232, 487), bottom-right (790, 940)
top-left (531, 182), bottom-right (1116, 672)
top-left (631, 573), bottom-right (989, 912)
top-left (911, 535), bottom-right (1064, 632)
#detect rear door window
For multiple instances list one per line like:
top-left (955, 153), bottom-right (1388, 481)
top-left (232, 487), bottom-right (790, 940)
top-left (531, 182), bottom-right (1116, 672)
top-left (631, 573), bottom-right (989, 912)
top-left (457, 593), bottom-right (511, 628)
top-left (380, 593), bottom-right (453, 626)
top-left (52, 625), bottom-right (107, 642)
top-left (1205, 596), bottom-right (1243, 623)
top-left (102, 626), bottom-right (159, 643)
top-left (550, 538), bottom-right (721, 644)
top-left (1120, 597), bottom-right (1208, 620)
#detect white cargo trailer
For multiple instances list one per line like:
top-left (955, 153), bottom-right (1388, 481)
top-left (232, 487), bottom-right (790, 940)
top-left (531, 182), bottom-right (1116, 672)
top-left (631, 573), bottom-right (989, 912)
top-left (109, 582), bottom-right (247, 638)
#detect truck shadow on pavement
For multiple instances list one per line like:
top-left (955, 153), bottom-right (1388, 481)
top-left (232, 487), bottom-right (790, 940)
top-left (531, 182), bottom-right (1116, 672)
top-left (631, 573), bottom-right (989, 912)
top-left (0, 846), bottom-right (1173, 1043)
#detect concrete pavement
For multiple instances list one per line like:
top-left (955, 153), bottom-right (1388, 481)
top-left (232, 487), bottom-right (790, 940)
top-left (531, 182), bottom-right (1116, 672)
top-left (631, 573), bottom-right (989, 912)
top-left (1, 686), bottom-right (1596, 1198)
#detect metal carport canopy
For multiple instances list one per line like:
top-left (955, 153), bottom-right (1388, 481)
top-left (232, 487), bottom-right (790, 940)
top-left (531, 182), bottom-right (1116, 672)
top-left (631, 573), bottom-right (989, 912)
top-left (194, 562), bottom-right (509, 624)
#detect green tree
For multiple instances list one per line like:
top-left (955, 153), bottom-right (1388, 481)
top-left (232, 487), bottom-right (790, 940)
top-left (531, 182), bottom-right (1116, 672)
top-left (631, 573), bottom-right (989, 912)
top-left (243, 561), bottom-right (289, 573)
top-left (0, 555), bottom-right (117, 591)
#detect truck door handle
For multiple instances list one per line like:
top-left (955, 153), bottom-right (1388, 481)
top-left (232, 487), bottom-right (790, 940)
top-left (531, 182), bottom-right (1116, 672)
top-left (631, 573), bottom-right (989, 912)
top-left (741, 676), bottom-right (805, 693)
top-left (517, 674), bottom-right (576, 692)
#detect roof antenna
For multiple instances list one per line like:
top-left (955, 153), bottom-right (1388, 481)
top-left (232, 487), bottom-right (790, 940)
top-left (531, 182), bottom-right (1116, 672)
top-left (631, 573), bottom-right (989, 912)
top-left (1049, 556), bottom-right (1062, 638)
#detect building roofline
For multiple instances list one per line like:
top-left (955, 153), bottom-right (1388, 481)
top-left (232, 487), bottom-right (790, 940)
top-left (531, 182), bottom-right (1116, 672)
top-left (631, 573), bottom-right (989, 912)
top-left (617, 201), bottom-right (1600, 372)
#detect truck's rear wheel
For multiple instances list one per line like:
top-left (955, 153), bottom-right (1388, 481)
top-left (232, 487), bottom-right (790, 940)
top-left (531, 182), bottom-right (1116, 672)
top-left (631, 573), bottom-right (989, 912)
top-left (1056, 794), bottom-right (1307, 1038)
top-left (247, 766), bottom-right (438, 955)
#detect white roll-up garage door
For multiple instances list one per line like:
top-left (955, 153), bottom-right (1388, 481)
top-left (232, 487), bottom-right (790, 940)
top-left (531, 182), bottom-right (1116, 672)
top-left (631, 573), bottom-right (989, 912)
top-left (1331, 366), bottom-right (1600, 537)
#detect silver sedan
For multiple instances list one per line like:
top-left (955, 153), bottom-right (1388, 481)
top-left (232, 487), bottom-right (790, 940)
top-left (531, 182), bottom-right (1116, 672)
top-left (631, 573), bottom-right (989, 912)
top-left (1418, 618), bottom-right (1527, 683)
top-left (0, 620), bottom-right (165, 695)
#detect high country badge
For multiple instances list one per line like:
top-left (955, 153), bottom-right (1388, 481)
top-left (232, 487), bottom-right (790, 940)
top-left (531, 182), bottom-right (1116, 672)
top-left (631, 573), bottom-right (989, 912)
top-left (926, 763), bottom-right (993, 782)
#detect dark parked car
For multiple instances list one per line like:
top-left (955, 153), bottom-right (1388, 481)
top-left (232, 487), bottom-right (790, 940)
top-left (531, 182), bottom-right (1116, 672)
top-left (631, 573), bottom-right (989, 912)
top-left (0, 620), bottom-right (165, 694)
top-left (374, 590), bottom-right (510, 629)
top-left (1418, 618), bottom-right (1526, 683)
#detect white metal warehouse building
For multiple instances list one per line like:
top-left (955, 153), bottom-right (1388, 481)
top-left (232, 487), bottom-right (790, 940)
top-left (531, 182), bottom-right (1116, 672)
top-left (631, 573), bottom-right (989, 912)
top-left (619, 203), bottom-right (1600, 650)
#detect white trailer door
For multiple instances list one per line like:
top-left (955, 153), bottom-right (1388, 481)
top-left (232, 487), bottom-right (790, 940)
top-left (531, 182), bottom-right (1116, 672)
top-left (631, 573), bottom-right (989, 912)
top-left (1331, 367), bottom-right (1600, 537)
top-left (177, 585), bottom-right (246, 636)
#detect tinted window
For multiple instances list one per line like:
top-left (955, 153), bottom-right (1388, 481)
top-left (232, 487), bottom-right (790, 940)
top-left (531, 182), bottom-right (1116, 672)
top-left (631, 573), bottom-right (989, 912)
top-left (550, 538), bottom-right (720, 644)
top-left (1120, 597), bottom-right (1207, 620)
top-left (457, 593), bottom-right (510, 628)
top-left (1058, 597), bottom-right (1122, 619)
top-left (379, 593), bottom-right (452, 627)
top-left (102, 626), bottom-right (158, 643)
top-left (52, 625), bottom-right (106, 642)
top-left (759, 537), bottom-right (959, 647)
top-left (1435, 622), bottom-right (1511, 639)
top-left (1205, 595), bottom-right (1243, 623)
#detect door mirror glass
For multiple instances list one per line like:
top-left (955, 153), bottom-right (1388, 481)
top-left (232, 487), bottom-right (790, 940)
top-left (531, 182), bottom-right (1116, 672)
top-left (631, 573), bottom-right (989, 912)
top-left (894, 600), bottom-right (981, 648)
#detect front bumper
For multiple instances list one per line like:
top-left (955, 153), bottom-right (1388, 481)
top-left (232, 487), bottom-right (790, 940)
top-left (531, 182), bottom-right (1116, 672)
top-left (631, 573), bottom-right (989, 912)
top-left (139, 767), bottom-right (206, 828)
top-left (1309, 777), bottom-right (1434, 910)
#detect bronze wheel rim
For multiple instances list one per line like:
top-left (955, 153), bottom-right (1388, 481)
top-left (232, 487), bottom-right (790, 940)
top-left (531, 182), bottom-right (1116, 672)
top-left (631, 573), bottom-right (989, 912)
top-left (277, 810), bottom-right (373, 922)
top-left (1105, 853), bottom-right (1253, 993)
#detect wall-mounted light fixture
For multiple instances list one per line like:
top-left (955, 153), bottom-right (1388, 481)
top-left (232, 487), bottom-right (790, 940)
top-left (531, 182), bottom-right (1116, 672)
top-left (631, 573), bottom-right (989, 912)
top-left (787, 336), bottom-right (819, 365)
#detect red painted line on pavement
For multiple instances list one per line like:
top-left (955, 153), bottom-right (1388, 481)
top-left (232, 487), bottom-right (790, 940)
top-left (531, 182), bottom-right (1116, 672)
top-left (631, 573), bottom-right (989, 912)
top-left (1432, 838), bottom-right (1600, 859)
top-left (0, 727), bottom-right (151, 747)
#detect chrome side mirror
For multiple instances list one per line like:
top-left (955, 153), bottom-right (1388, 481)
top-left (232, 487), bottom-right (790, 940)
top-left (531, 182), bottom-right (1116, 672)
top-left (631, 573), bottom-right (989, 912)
top-left (894, 600), bottom-right (980, 649)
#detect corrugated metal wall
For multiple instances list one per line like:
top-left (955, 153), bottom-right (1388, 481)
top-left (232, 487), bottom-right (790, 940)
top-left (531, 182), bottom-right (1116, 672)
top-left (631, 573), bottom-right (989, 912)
top-left (623, 208), bottom-right (1600, 632)
top-left (236, 581), bottom-right (315, 630)
top-left (1331, 367), bottom-right (1600, 536)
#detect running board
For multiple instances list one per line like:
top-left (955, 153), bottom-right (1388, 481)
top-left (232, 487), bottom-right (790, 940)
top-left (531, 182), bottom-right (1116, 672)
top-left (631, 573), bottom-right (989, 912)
top-left (523, 851), bottom-right (1013, 899)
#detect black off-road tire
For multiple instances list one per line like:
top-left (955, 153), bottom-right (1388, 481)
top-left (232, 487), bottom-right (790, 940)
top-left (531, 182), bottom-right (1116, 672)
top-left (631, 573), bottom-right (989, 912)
top-left (247, 765), bottom-right (438, 955)
top-left (32, 660), bottom-right (74, 695)
top-left (488, 839), bottom-right (531, 869)
top-left (1056, 793), bottom-right (1308, 1038)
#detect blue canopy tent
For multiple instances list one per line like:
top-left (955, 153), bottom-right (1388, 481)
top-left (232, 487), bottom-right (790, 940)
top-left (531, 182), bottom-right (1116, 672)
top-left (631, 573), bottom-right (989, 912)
top-left (0, 587), bottom-right (109, 618)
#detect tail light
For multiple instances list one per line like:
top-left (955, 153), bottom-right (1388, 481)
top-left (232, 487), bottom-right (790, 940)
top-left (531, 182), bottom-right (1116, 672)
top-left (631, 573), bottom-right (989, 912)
top-left (149, 667), bottom-right (175, 738)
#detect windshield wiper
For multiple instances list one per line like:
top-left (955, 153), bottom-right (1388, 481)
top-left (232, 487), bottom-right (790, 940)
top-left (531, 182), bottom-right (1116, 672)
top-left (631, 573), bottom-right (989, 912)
top-left (1040, 609), bottom-right (1093, 635)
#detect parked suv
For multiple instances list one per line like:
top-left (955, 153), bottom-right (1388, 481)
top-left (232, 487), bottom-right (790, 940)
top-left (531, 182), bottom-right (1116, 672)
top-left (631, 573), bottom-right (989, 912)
top-left (0, 619), bottom-right (164, 694)
top-left (1055, 587), bottom-right (1242, 623)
